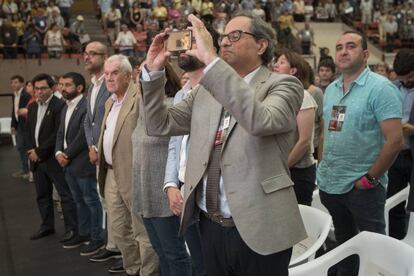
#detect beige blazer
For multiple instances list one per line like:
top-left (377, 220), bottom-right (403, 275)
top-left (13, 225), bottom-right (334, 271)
top-left (140, 59), bottom-right (307, 255)
top-left (97, 81), bottom-right (139, 199)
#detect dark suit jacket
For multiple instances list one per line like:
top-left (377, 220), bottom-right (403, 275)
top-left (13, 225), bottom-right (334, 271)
top-left (55, 96), bottom-right (95, 177)
top-left (25, 96), bottom-right (65, 172)
top-left (11, 89), bottom-right (31, 130)
top-left (84, 80), bottom-right (111, 148)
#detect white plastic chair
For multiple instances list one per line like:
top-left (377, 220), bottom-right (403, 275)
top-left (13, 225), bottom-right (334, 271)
top-left (0, 117), bottom-right (16, 146)
top-left (384, 185), bottom-right (410, 236)
top-left (290, 205), bottom-right (332, 267)
top-left (289, 231), bottom-right (414, 276)
top-left (311, 189), bottom-right (336, 242)
top-left (402, 212), bottom-right (414, 247)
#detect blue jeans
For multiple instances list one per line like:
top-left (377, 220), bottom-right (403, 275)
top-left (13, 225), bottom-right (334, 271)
top-left (143, 216), bottom-right (192, 276)
top-left (65, 167), bottom-right (103, 242)
top-left (184, 222), bottom-right (206, 276)
top-left (320, 185), bottom-right (386, 275)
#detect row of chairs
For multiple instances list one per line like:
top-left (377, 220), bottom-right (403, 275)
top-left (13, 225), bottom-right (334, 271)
top-left (290, 185), bottom-right (414, 275)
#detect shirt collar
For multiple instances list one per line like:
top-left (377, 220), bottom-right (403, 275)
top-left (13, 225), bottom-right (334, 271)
top-left (334, 66), bottom-right (371, 89)
top-left (38, 94), bottom-right (53, 106)
top-left (15, 87), bottom-right (23, 96)
top-left (111, 89), bottom-right (129, 105)
top-left (244, 66), bottom-right (261, 84)
top-left (66, 94), bottom-right (83, 107)
top-left (91, 73), bottom-right (105, 86)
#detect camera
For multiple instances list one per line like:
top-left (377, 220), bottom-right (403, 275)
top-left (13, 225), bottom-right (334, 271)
top-left (166, 30), bottom-right (192, 53)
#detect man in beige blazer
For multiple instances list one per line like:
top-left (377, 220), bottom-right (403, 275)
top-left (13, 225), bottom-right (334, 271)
top-left (97, 54), bottom-right (159, 276)
top-left (140, 14), bottom-right (306, 276)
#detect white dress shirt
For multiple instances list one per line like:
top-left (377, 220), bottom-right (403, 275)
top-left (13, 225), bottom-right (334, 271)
top-left (14, 88), bottom-right (23, 121)
top-left (90, 74), bottom-right (105, 113)
top-left (35, 95), bottom-right (53, 147)
top-left (196, 60), bottom-right (261, 218)
top-left (103, 93), bottom-right (126, 165)
top-left (63, 94), bottom-right (83, 148)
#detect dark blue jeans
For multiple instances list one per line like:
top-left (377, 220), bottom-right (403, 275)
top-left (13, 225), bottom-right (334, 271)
top-left (387, 150), bottom-right (411, 239)
top-left (320, 185), bottom-right (386, 275)
top-left (15, 127), bottom-right (28, 173)
top-left (290, 164), bottom-right (316, 206)
top-left (143, 216), bottom-right (192, 276)
top-left (65, 167), bottom-right (103, 242)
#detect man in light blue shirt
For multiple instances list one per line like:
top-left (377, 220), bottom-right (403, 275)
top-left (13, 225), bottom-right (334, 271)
top-left (387, 49), bottom-right (414, 239)
top-left (317, 31), bottom-right (403, 275)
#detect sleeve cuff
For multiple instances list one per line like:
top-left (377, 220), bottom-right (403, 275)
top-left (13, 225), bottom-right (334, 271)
top-left (55, 151), bottom-right (64, 157)
top-left (163, 182), bottom-right (179, 193)
top-left (203, 57), bottom-right (220, 75)
top-left (141, 64), bottom-right (165, 81)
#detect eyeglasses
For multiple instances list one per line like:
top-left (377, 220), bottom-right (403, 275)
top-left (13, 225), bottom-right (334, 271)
top-left (83, 51), bottom-right (105, 58)
top-left (34, 86), bottom-right (50, 91)
top-left (219, 30), bottom-right (257, 43)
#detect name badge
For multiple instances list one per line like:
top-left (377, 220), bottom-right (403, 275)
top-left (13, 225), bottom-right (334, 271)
top-left (328, 105), bottom-right (346, 131)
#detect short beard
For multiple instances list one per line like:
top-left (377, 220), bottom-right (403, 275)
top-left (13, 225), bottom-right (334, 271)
top-left (178, 55), bottom-right (204, 72)
top-left (62, 91), bottom-right (79, 101)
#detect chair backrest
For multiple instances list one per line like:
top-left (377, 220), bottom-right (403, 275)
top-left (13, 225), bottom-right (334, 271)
top-left (384, 185), bottom-right (410, 235)
top-left (290, 205), bottom-right (332, 267)
top-left (402, 211), bottom-right (414, 247)
top-left (311, 188), bottom-right (336, 241)
top-left (289, 231), bottom-right (414, 276)
top-left (0, 117), bottom-right (11, 134)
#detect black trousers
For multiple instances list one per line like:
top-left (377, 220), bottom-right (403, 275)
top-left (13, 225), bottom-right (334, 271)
top-left (290, 164), bottom-right (316, 206)
top-left (387, 149), bottom-right (412, 239)
top-left (199, 215), bottom-right (292, 276)
top-left (33, 162), bottom-right (77, 232)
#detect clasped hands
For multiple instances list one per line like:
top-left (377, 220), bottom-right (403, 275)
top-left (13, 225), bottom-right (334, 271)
top-left (145, 14), bottom-right (218, 72)
top-left (56, 152), bottom-right (70, 167)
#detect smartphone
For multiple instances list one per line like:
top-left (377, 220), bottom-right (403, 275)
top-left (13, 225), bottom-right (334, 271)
top-left (166, 30), bottom-right (192, 53)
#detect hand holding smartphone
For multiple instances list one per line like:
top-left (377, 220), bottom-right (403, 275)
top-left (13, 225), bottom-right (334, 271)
top-left (166, 30), bottom-right (192, 53)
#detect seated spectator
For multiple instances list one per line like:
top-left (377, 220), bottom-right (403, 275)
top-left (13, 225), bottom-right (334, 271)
top-left (360, 0), bottom-right (373, 30)
top-left (168, 4), bottom-right (182, 27)
top-left (23, 24), bottom-right (43, 59)
top-left (0, 18), bottom-right (18, 58)
top-left (18, 1), bottom-right (31, 22)
top-left (46, 1), bottom-right (59, 17)
top-left (132, 23), bottom-right (147, 58)
top-left (10, 13), bottom-right (24, 54)
top-left (2, 0), bottom-right (18, 19)
top-left (179, 0), bottom-right (193, 17)
top-left (278, 9), bottom-right (295, 48)
top-left (282, 0), bottom-right (293, 13)
top-left (200, 0), bottom-right (214, 24)
top-left (324, 0), bottom-right (336, 22)
top-left (44, 23), bottom-right (65, 59)
top-left (114, 23), bottom-right (136, 56)
top-left (105, 4), bottom-right (122, 44)
top-left (252, 2), bottom-right (266, 20)
top-left (293, 0), bottom-right (305, 22)
top-left (213, 5), bottom-right (228, 34)
top-left (48, 7), bottom-right (65, 29)
top-left (153, 0), bottom-right (168, 28)
top-left (384, 15), bottom-right (398, 52)
top-left (32, 8), bottom-right (49, 38)
top-left (297, 22), bottom-right (314, 54)
top-left (315, 2), bottom-right (328, 21)
top-left (129, 1), bottom-right (144, 28)
top-left (70, 15), bottom-right (85, 36)
top-left (304, 1), bottom-right (314, 21)
top-left (116, 0), bottom-right (130, 24)
top-left (339, 0), bottom-right (353, 21)
top-left (62, 27), bottom-right (81, 54)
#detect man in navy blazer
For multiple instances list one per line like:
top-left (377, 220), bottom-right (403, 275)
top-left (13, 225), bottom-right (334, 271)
top-left (25, 73), bottom-right (78, 241)
top-left (55, 72), bottom-right (104, 256)
top-left (10, 75), bottom-right (31, 178)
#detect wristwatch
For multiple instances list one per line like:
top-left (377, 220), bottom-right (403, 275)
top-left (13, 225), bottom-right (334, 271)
top-left (365, 173), bottom-right (381, 186)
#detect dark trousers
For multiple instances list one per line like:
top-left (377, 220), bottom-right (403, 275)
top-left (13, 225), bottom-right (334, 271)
top-left (142, 216), bottom-right (192, 276)
top-left (199, 216), bottom-right (292, 276)
top-left (290, 164), bottom-right (316, 206)
top-left (184, 222), bottom-right (206, 276)
top-left (320, 186), bottom-right (386, 276)
top-left (387, 150), bottom-right (412, 239)
top-left (33, 162), bottom-right (77, 232)
top-left (15, 126), bottom-right (28, 173)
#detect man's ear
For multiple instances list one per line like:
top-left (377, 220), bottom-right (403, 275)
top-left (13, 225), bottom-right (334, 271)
top-left (257, 39), bottom-right (268, 56)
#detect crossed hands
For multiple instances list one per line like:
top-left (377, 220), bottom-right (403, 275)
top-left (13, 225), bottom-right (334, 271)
top-left (56, 152), bottom-right (70, 167)
top-left (145, 14), bottom-right (218, 72)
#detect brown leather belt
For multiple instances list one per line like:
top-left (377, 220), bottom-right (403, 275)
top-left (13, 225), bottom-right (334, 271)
top-left (201, 212), bottom-right (235, 227)
top-left (105, 163), bottom-right (113, 170)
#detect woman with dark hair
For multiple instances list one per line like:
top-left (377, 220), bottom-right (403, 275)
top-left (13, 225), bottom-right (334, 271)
top-left (272, 50), bottom-right (318, 206)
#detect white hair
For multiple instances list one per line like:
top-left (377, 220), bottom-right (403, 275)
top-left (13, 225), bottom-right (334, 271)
top-left (105, 54), bottom-right (132, 73)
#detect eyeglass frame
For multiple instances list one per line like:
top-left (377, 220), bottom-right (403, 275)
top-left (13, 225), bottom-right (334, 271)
top-left (83, 51), bottom-right (106, 58)
top-left (218, 30), bottom-right (258, 43)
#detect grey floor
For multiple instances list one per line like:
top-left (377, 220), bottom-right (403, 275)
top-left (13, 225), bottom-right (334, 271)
top-left (0, 138), bottom-right (115, 276)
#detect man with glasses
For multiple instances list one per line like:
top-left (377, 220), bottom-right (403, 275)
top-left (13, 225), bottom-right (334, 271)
top-left (140, 13), bottom-right (306, 275)
top-left (83, 41), bottom-right (123, 268)
top-left (25, 73), bottom-right (78, 241)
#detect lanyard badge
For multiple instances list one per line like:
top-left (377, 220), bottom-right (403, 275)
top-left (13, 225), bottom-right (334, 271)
top-left (328, 105), bottom-right (346, 131)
